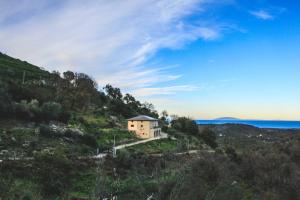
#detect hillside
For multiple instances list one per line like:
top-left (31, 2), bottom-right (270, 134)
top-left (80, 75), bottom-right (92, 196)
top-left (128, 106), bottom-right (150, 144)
top-left (199, 123), bottom-right (300, 153)
top-left (0, 53), bottom-right (206, 199)
top-left (0, 53), bottom-right (165, 158)
top-left (199, 123), bottom-right (300, 138)
top-left (0, 52), bottom-right (50, 81)
top-left (1, 53), bottom-right (300, 200)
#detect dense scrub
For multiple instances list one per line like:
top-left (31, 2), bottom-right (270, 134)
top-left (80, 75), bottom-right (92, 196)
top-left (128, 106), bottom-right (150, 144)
top-left (1, 53), bottom-right (300, 199)
top-left (0, 52), bottom-right (158, 121)
top-left (162, 138), bottom-right (300, 200)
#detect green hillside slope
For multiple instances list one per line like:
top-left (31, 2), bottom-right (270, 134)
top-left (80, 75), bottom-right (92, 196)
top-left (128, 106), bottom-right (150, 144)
top-left (0, 52), bottom-right (50, 81)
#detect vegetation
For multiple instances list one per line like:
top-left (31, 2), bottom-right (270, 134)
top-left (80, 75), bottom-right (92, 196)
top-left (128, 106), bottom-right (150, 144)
top-left (1, 53), bottom-right (300, 200)
top-left (171, 117), bottom-right (199, 136)
top-left (161, 137), bottom-right (300, 200)
top-left (127, 138), bottom-right (178, 154)
top-left (200, 128), bottom-right (218, 149)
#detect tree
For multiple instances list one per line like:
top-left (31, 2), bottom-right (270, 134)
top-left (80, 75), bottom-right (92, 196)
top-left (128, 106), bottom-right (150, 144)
top-left (200, 128), bottom-right (218, 149)
top-left (34, 152), bottom-right (73, 197)
top-left (104, 84), bottom-right (123, 100)
top-left (63, 71), bottom-right (75, 82)
top-left (0, 84), bottom-right (13, 118)
top-left (171, 117), bottom-right (198, 135)
top-left (160, 110), bottom-right (169, 123)
top-left (41, 102), bottom-right (62, 121)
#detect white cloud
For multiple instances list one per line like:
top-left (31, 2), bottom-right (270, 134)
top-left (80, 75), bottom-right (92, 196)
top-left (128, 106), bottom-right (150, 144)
top-left (0, 0), bottom-right (223, 95)
top-left (250, 10), bottom-right (273, 20)
top-left (132, 85), bottom-right (199, 97)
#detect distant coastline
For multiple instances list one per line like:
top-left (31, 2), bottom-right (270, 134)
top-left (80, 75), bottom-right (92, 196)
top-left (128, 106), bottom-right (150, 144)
top-left (196, 119), bottom-right (300, 129)
top-left (214, 117), bottom-right (240, 120)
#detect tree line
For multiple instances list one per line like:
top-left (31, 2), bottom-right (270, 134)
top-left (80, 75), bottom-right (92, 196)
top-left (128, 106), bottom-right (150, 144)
top-left (0, 67), bottom-right (158, 122)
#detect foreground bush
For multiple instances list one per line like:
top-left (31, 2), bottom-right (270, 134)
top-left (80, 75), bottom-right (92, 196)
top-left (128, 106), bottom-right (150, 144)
top-left (161, 141), bottom-right (300, 200)
top-left (33, 152), bottom-right (73, 197)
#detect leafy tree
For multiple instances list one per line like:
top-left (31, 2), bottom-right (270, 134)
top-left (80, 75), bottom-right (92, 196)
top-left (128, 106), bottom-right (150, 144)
top-left (200, 128), bottom-right (218, 149)
top-left (34, 152), bottom-right (73, 197)
top-left (225, 146), bottom-right (241, 163)
top-left (171, 117), bottom-right (198, 135)
top-left (41, 102), bottom-right (62, 121)
top-left (63, 71), bottom-right (75, 82)
top-left (0, 84), bottom-right (13, 118)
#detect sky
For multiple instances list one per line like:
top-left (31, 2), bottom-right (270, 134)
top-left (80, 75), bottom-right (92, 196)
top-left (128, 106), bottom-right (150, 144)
top-left (0, 0), bottom-right (300, 120)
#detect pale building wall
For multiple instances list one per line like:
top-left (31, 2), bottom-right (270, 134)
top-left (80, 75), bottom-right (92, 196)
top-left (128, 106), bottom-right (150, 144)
top-left (128, 120), bottom-right (161, 139)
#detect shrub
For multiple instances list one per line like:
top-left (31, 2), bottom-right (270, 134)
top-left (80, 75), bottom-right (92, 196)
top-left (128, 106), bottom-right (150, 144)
top-left (225, 146), bottom-right (241, 163)
top-left (39, 125), bottom-right (52, 137)
top-left (40, 102), bottom-right (62, 121)
top-left (58, 110), bottom-right (71, 123)
top-left (33, 152), bottom-right (73, 197)
top-left (161, 125), bottom-right (168, 132)
top-left (0, 86), bottom-right (13, 118)
top-left (200, 128), bottom-right (218, 149)
top-left (81, 134), bottom-right (98, 147)
top-left (171, 117), bottom-right (198, 135)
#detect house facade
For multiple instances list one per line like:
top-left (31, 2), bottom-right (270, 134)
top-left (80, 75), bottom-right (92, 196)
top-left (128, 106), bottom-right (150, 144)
top-left (127, 115), bottom-right (161, 139)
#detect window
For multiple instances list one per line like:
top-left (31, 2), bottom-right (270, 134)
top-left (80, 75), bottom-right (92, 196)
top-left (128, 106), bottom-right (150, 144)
top-left (131, 125), bottom-right (134, 127)
top-left (141, 124), bottom-right (143, 127)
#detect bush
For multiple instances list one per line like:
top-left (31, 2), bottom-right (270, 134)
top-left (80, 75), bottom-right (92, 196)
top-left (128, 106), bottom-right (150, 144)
top-left (34, 152), bottom-right (73, 197)
top-left (225, 146), bottom-right (241, 163)
top-left (13, 99), bottom-right (40, 120)
top-left (0, 86), bottom-right (14, 118)
top-left (200, 128), bottom-right (218, 149)
top-left (81, 134), bottom-right (98, 147)
top-left (58, 110), bottom-right (71, 123)
top-left (171, 117), bottom-right (198, 135)
top-left (39, 125), bottom-right (52, 137)
top-left (161, 125), bottom-right (168, 132)
top-left (40, 102), bottom-right (62, 121)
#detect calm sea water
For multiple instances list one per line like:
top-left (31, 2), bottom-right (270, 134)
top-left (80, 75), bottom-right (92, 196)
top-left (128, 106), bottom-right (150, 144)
top-left (196, 120), bottom-right (300, 129)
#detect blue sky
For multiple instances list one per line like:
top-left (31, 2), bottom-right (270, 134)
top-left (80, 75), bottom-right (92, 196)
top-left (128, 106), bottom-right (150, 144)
top-left (0, 0), bottom-right (299, 120)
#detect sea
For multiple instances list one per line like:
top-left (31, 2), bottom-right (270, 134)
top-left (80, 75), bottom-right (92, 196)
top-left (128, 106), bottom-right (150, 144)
top-left (196, 119), bottom-right (300, 129)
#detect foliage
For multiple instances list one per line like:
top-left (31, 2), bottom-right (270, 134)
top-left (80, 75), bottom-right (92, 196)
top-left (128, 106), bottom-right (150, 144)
top-left (161, 138), bottom-right (300, 200)
top-left (0, 53), bottom-right (158, 123)
top-left (40, 101), bottom-right (62, 121)
top-left (104, 84), bottom-right (158, 118)
top-left (200, 128), bottom-right (218, 149)
top-left (171, 117), bottom-right (198, 135)
top-left (33, 152), bottom-right (73, 197)
top-left (0, 84), bottom-right (14, 118)
top-left (127, 138), bottom-right (178, 154)
top-left (96, 128), bottom-right (137, 151)
top-left (81, 134), bottom-right (98, 148)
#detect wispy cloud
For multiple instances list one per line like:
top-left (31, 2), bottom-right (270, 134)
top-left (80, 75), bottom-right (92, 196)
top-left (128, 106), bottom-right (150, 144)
top-left (132, 85), bottom-right (199, 97)
top-left (0, 0), bottom-right (226, 95)
top-left (250, 10), bottom-right (273, 20)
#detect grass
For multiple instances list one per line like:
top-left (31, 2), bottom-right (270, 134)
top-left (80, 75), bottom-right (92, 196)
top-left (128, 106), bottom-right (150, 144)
top-left (78, 114), bottom-right (110, 128)
top-left (69, 167), bottom-right (97, 198)
top-left (97, 128), bottom-right (138, 147)
top-left (127, 138), bottom-right (178, 154)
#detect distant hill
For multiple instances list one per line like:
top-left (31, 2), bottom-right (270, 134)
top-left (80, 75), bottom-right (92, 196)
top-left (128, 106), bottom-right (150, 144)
top-left (214, 117), bottom-right (240, 120)
top-left (199, 123), bottom-right (300, 139)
